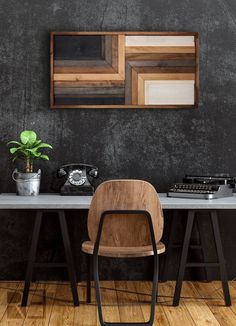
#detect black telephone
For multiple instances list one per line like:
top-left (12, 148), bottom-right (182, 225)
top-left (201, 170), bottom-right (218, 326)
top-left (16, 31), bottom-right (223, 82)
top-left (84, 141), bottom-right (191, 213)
top-left (52, 163), bottom-right (99, 195)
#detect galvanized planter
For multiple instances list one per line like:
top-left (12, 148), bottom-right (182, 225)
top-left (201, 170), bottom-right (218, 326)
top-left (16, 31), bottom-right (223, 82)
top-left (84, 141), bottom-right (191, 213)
top-left (12, 169), bottom-right (41, 196)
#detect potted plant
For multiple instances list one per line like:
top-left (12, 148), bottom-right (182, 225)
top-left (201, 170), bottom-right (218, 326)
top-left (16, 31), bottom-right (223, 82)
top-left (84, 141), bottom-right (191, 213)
top-left (8, 130), bottom-right (53, 196)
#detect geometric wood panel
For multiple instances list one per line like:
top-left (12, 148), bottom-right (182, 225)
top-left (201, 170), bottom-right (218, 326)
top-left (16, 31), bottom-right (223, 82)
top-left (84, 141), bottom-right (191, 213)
top-left (50, 32), bottom-right (199, 109)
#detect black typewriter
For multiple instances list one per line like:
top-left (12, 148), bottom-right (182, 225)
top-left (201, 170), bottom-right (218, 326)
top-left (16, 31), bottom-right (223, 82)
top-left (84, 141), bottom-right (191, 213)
top-left (168, 175), bottom-right (235, 199)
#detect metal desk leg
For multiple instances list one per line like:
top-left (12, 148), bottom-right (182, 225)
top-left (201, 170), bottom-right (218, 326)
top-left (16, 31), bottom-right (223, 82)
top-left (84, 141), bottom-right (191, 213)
top-left (58, 211), bottom-right (79, 306)
top-left (173, 210), bottom-right (195, 306)
top-left (162, 210), bottom-right (178, 282)
top-left (195, 217), bottom-right (211, 282)
top-left (22, 211), bottom-right (43, 306)
top-left (86, 254), bottom-right (93, 303)
top-left (211, 211), bottom-right (231, 306)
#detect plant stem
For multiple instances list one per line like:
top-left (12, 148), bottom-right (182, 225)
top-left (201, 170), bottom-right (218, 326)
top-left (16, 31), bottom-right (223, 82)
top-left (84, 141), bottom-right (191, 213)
top-left (26, 157), bottom-right (33, 173)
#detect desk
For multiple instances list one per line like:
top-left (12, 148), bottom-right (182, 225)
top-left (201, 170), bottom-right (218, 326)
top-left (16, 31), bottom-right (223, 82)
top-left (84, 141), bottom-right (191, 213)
top-left (0, 193), bottom-right (233, 307)
top-left (2, 193), bottom-right (236, 209)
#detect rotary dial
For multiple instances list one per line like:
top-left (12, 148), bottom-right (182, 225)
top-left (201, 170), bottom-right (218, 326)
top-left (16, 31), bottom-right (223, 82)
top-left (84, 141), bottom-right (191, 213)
top-left (68, 169), bottom-right (86, 186)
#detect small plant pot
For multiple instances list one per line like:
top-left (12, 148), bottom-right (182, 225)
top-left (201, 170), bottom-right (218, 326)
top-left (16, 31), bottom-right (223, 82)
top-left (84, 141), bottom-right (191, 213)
top-left (12, 169), bottom-right (41, 196)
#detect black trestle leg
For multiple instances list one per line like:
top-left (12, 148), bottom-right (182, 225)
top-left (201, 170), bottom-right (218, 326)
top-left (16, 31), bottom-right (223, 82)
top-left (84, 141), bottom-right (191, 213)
top-left (59, 211), bottom-right (79, 306)
top-left (161, 210), bottom-right (178, 282)
top-left (22, 211), bottom-right (43, 306)
top-left (211, 211), bottom-right (231, 306)
top-left (86, 254), bottom-right (92, 303)
top-left (173, 210), bottom-right (195, 306)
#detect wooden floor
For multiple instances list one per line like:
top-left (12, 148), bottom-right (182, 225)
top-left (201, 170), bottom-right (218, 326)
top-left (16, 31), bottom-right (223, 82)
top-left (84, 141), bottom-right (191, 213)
top-left (0, 280), bottom-right (235, 325)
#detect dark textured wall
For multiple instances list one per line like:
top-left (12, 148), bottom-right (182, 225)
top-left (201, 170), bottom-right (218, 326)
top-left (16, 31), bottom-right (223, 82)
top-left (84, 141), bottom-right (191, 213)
top-left (0, 0), bottom-right (236, 280)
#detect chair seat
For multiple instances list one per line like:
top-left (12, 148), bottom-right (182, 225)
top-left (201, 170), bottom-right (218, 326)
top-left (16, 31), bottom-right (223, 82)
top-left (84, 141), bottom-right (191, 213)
top-left (82, 241), bottom-right (165, 258)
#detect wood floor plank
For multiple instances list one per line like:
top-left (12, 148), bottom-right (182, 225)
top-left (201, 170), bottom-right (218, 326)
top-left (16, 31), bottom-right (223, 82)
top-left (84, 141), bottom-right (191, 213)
top-left (0, 281), bottom-right (20, 321)
top-left (158, 281), bottom-right (196, 326)
top-left (193, 281), bottom-right (236, 326)
top-left (48, 282), bottom-right (75, 326)
top-left (212, 281), bottom-right (236, 321)
top-left (134, 281), bottom-right (170, 325)
top-left (74, 282), bottom-right (97, 326)
top-left (0, 282), bottom-right (37, 326)
top-left (99, 281), bottom-right (120, 323)
top-left (23, 282), bottom-right (57, 326)
top-left (115, 281), bottom-right (145, 323)
top-left (1, 281), bottom-right (235, 325)
top-left (181, 282), bottom-right (221, 325)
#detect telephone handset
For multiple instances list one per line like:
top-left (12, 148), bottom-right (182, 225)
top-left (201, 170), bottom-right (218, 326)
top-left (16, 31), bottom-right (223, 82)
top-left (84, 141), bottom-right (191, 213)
top-left (53, 163), bottom-right (99, 195)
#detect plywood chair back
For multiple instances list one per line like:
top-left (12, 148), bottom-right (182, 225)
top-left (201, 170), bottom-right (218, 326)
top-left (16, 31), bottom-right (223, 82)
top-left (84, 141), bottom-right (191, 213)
top-left (87, 179), bottom-right (164, 247)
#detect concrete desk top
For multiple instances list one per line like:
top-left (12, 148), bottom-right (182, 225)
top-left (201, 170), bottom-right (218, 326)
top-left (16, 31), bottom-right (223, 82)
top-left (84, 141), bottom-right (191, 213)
top-left (1, 193), bottom-right (236, 210)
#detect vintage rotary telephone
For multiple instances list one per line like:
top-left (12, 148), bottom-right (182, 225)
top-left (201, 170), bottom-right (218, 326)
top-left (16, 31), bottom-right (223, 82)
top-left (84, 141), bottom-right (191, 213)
top-left (52, 163), bottom-right (99, 195)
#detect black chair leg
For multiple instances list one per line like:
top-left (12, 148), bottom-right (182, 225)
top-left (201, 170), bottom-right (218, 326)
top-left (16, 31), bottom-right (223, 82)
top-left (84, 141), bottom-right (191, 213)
top-left (59, 211), bottom-right (79, 307)
top-left (211, 211), bottom-right (231, 306)
top-left (86, 254), bottom-right (92, 303)
top-left (173, 210), bottom-right (195, 306)
top-left (93, 210), bottom-right (159, 326)
top-left (22, 211), bottom-right (43, 306)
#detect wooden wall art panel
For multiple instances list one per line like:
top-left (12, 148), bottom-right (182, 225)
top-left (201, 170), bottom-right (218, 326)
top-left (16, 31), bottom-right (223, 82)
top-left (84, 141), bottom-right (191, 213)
top-left (50, 32), bottom-right (199, 109)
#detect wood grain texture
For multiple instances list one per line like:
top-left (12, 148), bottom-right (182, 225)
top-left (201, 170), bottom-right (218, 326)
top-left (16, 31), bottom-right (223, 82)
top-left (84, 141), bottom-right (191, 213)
top-left (125, 46), bottom-right (195, 54)
top-left (125, 35), bottom-right (195, 47)
top-left (0, 281), bottom-right (234, 325)
top-left (54, 80), bottom-right (124, 88)
top-left (144, 80), bottom-right (195, 105)
top-left (82, 240), bottom-right (165, 257)
top-left (51, 32), bottom-right (199, 108)
top-left (85, 180), bottom-right (164, 248)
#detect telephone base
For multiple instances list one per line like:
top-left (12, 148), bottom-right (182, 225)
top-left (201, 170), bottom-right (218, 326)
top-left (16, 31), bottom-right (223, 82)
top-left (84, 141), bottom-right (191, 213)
top-left (60, 185), bottom-right (94, 196)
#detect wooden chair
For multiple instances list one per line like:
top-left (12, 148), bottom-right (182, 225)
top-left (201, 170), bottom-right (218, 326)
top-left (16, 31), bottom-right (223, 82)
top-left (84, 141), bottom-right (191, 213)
top-left (82, 179), bottom-right (165, 326)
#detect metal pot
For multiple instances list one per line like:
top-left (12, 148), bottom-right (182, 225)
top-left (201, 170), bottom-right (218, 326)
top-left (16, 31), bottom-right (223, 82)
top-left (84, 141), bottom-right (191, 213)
top-left (12, 169), bottom-right (41, 196)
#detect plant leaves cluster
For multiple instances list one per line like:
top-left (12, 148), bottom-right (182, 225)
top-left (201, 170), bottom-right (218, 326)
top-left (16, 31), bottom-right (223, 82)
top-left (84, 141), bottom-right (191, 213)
top-left (8, 130), bottom-right (53, 162)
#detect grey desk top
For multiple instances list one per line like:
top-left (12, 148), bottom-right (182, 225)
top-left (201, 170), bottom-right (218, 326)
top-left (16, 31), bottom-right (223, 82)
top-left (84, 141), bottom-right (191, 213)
top-left (1, 193), bottom-right (236, 210)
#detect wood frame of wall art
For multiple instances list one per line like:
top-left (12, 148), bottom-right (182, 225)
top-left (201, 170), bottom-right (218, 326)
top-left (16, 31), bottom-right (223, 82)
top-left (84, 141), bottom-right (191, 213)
top-left (50, 32), bottom-right (199, 109)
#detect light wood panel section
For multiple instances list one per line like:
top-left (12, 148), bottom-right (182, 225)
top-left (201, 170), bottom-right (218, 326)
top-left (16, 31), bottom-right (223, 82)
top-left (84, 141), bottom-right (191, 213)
top-left (125, 35), bottom-right (195, 47)
top-left (54, 66), bottom-right (116, 73)
top-left (53, 73), bottom-right (124, 81)
top-left (144, 80), bottom-right (195, 105)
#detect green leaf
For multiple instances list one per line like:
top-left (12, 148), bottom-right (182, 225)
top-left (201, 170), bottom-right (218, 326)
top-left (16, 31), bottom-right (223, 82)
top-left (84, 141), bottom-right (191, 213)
top-left (20, 130), bottom-right (37, 145)
top-left (39, 154), bottom-right (49, 160)
top-left (7, 141), bottom-right (22, 146)
top-left (26, 149), bottom-right (40, 156)
top-left (34, 140), bottom-right (42, 146)
top-left (34, 143), bottom-right (53, 150)
top-left (9, 147), bottom-right (20, 154)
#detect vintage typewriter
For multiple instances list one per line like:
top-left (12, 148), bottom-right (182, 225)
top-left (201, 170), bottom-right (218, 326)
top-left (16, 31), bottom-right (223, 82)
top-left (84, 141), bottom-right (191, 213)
top-left (168, 175), bottom-right (235, 199)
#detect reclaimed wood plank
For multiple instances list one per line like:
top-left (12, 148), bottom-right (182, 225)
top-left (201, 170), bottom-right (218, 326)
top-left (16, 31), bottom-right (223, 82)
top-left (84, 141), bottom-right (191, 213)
top-left (125, 53), bottom-right (196, 61)
top-left (54, 81), bottom-right (124, 88)
top-left (125, 46), bottom-right (195, 54)
top-left (53, 73), bottom-right (124, 81)
top-left (133, 66), bottom-right (195, 74)
top-left (54, 87), bottom-right (125, 95)
top-left (125, 35), bottom-right (195, 47)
